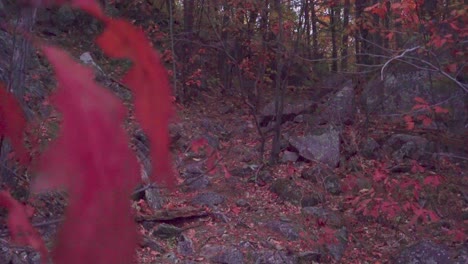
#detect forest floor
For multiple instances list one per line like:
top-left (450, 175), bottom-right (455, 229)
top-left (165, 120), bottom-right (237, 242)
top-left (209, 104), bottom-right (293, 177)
top-left (4, 9), bottom-right (466, 264)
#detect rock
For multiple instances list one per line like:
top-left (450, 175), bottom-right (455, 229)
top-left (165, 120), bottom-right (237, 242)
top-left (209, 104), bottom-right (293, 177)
top-left (286, 129), bottom-right (340, 167)
top-left (253, 250), bottom-right (296, 264)
top-left (270, 178), bottom-right (302, 205)
top-left (294, 114), bottom-right (305, 123)
top-left (361, 137), bottom-right (381, 159)
top-left (318, 81), bottom-right (356, 125)
top-left (229, 166), bottom-right (252, 177)
top-left (297, 251), bottom-right (321, 263)
top-left (454, 245), bottom-right (468, 264)
top-left (80, 52), bottom-right (103, 71)
top-left (219, 104), bottom-right (234, 114)
top-left (177, 234), bottom-right (194, 256)
top-left (301, 194), bottom-right (323, 207)
top-left (326, 227), bottom-right (348, 261)
top-left (191, 192), bottom-right (226, 207)
top-left (383, 134), bottom-right (432, 163)
top-left (184, 161), bottom-right (204, 176)
top-left (363, 70), bottom-right (467, 136)
top-left (394, 241), bottom-right (452, 264)
top-left (266, 221), bottom-right (300, 241)
top-left (301, 165), bottom-right (335, 183)
top-left (302, 207), bottom-right (344, 228)
top-left (259, 100), bottom-right (315, 126)
top-left (236, 199), bottom-right (249, 207)
top-left (201, 245), bottom-right (244, 264)
top-left (183, 175), bottom-right (210, 191)
top-left (55, 6), bottom-right (76, 30)
top-left (152, 224), bottom-right (182, 239)
top-left (140, 235), bottom-right (166, 253)
top-left (281, 150), bottom-right (299, 162)
top-left (324, 175), bottom-right (341, 195)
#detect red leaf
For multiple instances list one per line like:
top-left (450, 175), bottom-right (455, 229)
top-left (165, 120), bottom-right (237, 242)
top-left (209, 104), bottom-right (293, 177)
top-left (0, 84), bottom-right (29, 164)
top-left (0, 191), bottom-right (48, 263)
top-left (420, 115), bottom-right (433, 127)
top-left (414, 97), bottom-right (428, 105)
top-left (446, 63), bottom-right (457, 73)
top-left (191, 138), bottom-right (208, 153)
top-left (403, 115), bottom-right (415, 130)
top-left (433, 106), bottom-right (449, 114)
top-left (423, 175), bottom-right (443, 187)
top-left (36, 46), bottom-right (140, 264)
top-left (96, 18), bottom-right (176, 188)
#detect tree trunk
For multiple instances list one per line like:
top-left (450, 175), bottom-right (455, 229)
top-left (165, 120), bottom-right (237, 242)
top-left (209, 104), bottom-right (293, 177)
top-left (341, 0), bottom-right (350, 71)
top-left (270, 0), bottom-right (285, 164)
top-left (1, 5), bottom-right (36, 197)
top-left (330, 4), bottom-right (338, 72)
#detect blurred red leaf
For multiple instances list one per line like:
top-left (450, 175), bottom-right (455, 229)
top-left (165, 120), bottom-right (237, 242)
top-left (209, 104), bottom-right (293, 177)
top-left (403, 115), bottom-right (415, 130)
top-left (96, 18), bottom-right (175, 188)
top-left (414, 97), bottom-right (428, 105)
top-left (36, 45), bottom-right (140, 264)
top-left (423, 175), bottom-right (443, 187)
top-left (433, 106), bottom-right (449, 114)
top-left (0, 84), bottom-right (29, 164)
top-left (0, 191), bottom-right (48, 263)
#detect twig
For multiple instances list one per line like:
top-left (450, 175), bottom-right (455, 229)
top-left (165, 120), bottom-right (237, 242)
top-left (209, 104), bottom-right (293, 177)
top-left (381, 46), bottom-right (420, 81)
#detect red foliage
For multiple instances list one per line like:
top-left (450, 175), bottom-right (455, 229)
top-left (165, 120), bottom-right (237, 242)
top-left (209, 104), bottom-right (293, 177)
top-left (0, 191), bottom-right (48, 263)
top-left (0, 84), bottom-right (29, 164)
top-left (35, 45), bottom-right (140, 264)
top-left (96, 17), bottom-right (176, 189)
top-left (0, 1), bottom-right (176, 263)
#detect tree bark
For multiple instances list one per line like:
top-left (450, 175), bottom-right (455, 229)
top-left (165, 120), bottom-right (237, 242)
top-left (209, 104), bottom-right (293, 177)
top-left (270, 0), bottom-right (285, 164)
top-left (341, 0), bottom-right (350, 71)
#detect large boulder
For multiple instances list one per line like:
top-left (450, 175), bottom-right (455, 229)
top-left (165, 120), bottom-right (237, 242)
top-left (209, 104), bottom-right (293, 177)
top-left (363, 70), bottom-right (467, 136)
top-left (316, 81), bottom-right (356, 126)
top-left (393, 241), bottom-right (452, 264)
top-left (286, 129), bottom-right (340, 168)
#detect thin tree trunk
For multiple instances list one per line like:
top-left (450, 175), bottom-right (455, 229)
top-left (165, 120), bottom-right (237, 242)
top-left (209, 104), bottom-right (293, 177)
top-left (341, 0), bottom-right (350, 71)
top-left (330, 4), bottom-right (338, 72)
top-left (270, 0), bottom-right (285, 164)
top-left (1, 5), bottom-right (36, 195)
top-left (310, 0), bottom-right (319, 61)
top-left (168, 0), bottom-right (177, 96)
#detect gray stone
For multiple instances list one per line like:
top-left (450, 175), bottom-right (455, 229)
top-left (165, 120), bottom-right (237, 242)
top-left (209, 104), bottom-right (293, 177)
top-left (301, 194), bottom-right (323, 207)
top-left (270, 178), bottom-right (302, 205)
top-left (152, 224), bottom-right (182, 239)
top-left (302, 207), bottom-right (344, 228)
top-left (324, 175), bottom-right (341, 195)
top-left (177, 235), bottom-right (194, 256)
top-left (183, 175), bottom-right (210, 191)
top-left (326, 227), bottom-right (348, 261)
top-left (361, 137), bottom-right (381, 159)
top-left (201, 245), bottom-right (244, 264)
top-left (319, 81), bottom-right (356, 125)
top-left (297, 251), bottom-right (321, 263)
top-left (394, 241), bottom-right (452, 264)
top-left (281, 150), bottom-right (299, 162)
top-left (266, 221), bottom-right (300, 241)
top-left (191, 192), bottom-right (225, 207)
top-left (254, 250), bottom-right (297, 264)
top-left (383, 134), bottom-right (431, 163)
top-left (286, 129), bottom-right (340, 167)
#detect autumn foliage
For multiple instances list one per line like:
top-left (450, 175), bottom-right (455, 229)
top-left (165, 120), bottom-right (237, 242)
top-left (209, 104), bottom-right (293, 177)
top-left (0, 0), bottom-right (175, 263)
